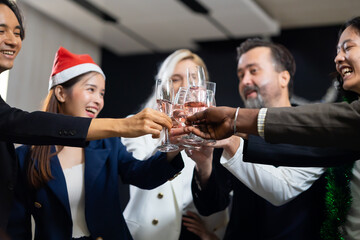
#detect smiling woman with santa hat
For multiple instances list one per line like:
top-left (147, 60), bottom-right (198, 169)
top-left (6, 47), bottom-right (184, 240)
top-left (0, 1), bottom-right (173, 238)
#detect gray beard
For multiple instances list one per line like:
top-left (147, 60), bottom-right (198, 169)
top-left (244, 94), bottom-right (265, 109)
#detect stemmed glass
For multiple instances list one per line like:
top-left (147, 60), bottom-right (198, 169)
top-left (183, 66), bottom-right (207, 144)
top-left (206, 81), bottom-right (216, 107)
top-left (173, 87), bottom-right (197, 148)
top-left (206, 90), bottom-right (216, 107)
top-left (155, 79), bottom-right (179, 152)
top-left (203, 82), bottom-right (217, 145)
top-left (172, 87), bottom-right (188, 127)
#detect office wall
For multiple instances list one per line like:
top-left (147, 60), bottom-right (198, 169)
top-left (100, 25), bottom-right (341, 119)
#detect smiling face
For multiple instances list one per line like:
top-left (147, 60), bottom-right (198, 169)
top-left (237, 47), bottom-right (290, 108)
top-left (0, 4), bottom-right (22, 73)
top-left (335, 26), bottom-right (360, 94)
top-left (57, 72), bottom-right (105, 118)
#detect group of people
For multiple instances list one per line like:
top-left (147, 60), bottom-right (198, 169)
top-left (182, 15), bottom-right (360, 240)
top-left (1, 0), bottom-right (360, 239)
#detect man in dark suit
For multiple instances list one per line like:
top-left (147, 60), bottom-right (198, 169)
top-left (0, 0), bottom-right (172, 234)
top-left (190, 39), bottom-right (327, 239)
top-left (184, 100), bottom-right (360, 150)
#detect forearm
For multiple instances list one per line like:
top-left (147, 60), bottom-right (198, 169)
top-left (195, 160), bottom-right (212, 188)
top-left (87, 118), bottom-right (123, 140)
top-left (222, 148), bottom-right (325, 205)
top-left (0, 109), bottom-right (90, 146)
top-left (234, 108), bottom-right (259, 136)
top-left (192, 169), bottom-right (230, 216)
top-left (220, 136), bottom-right (241, 158)
top-left (264, 101), bottom-right (360, 149)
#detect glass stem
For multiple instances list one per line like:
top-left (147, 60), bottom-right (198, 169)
top-left (163, 128), bottom-right (170, 145)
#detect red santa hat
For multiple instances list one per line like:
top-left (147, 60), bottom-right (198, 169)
top-left (48, 46), bottom-right (105, 90)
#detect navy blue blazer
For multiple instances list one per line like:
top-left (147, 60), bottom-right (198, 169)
top-left (7, 137), bottom-right (183, 240)
top-left (192, 145), bottom-right (326, 240)
top-left (0, 96), bottom-right (91, 230)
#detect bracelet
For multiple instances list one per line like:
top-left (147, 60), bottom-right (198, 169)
top-left (233, 107), bottom-right (240, 135)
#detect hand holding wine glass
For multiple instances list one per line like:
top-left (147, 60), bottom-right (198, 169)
top-left (182, 66), bottom-right (207, 144)
top-left (155, 79), bottom-right (179, 152)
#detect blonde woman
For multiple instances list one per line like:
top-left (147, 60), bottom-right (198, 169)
top-left (122, 49), bottom-right (229, 240)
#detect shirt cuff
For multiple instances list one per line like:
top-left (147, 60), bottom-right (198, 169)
top-left (257, 108), bottom-right (267, 139)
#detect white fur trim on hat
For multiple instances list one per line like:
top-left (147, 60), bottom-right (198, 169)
top-left (48, 63), bottom-right (105, 90)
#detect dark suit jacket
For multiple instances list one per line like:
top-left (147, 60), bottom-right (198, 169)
top-left (7, 138), bottom-right (183, 240)
top-left (243, 135), bottom-right (360, 167)
top-left (264, 100), bottom-right (360, 150)
top-left (0, 96), bottom-right (91, 229)
top-left (192, 147), bottom-right (326, 240)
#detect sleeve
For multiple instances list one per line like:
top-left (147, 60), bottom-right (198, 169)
top-left (121, 114), bottom-right (162, 160)
top-left (264, 100), bottom-right (360, 150)
top-left (243, 135), bottom-right (360, 167)
top-left (116, 138), bottom-right (184, 189)
top-left (0, 97), bottom-right (90, 146)
top-left (121, 133), bottom-right (159, 160)
top-left (220, 138), bottom-right (325, 206)
top-left (6, 147), bottom-right (32, 240)
top-left (191, 161), bottom-right (232, 216)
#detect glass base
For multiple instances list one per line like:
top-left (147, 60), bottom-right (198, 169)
top-left (182, 133), bottom-right (204, 144)
top-left (157, 144), bottom-right (179, 152)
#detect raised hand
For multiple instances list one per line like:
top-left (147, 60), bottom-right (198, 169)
top-left (185, 106), bottom-right (259, 140)
top-left (182, 211), bottom-right (219, 240)
top-left (186, 145), bottom-right (213, 172)
top-left (123, 108), bottom-right (173, 138)
top-left (185, 107), bottom-right (237, 140)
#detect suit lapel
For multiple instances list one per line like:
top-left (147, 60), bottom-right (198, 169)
top-left (84, 144), bottom-right (110, 192)
top-left (46, 154), bottom-right (71, 217)
top-left (45, 143), bottom-right (110, 218)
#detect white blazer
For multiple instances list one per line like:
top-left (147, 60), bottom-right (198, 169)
top-left (122, 133), bottom-right (229, 240)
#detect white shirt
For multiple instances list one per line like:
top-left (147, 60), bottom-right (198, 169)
top-left (122, 132), bottom-right (229, 240)
top-left (344, 160), bottom-right (360, 240)
top-left (220, 138), bottom-right (326, 206)
top-left (63, 163), bottom-right (91, 238)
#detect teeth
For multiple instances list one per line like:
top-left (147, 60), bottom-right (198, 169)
top-left (86, 107), bottom-right (98, 114)
top-left (342, 67), bottom-right (353, 76)
top-left (2, 51), bottom-right (14, 55)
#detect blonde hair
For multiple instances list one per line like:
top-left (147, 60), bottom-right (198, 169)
top-left (141, 49), bottom-right (209, 110)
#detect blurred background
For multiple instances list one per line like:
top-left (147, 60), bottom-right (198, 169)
top-left (6, 0), bottom-right (360, 119)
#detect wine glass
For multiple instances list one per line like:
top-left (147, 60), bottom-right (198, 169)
top-left (155, 79), bottom-right (179, 152)
top-left (173, 87), bottom-right (199, 149)
top-left (183, 66), bottom-right (207, 144)
top-left (206, 81), bottom-right (216, 95)
top-left (172, 87), bottom-right (188, 127)
top-left (202, 90), bottom-right (216, 145)
top-left (203, 83), bottom-right (217, 145)
top-left (206, 90), bottom-right (216, 108)
top-left (206, 81), bottom-right (216, 107)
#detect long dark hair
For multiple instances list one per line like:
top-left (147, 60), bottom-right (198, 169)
top-left (28, 77), bottom-right (81, 188)
top-left (338, 16), bottom-right (360, 38)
